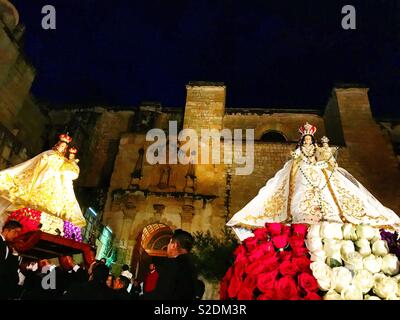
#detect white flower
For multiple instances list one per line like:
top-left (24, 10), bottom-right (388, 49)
top-left (373, 276), bottom-right (398, 299)
top-left (364, 295), bottom-right (381, 300)
top-left (321, 222), bottom-right (343, 240)
top-left (342, 223), bottom-right (357, 241)
top-left (373, 272), bottom-right (387, 283)
top-left (340, 240), bottom-right (355, 258)
top-left (341, 284), bottom-right (363, 300)
top-left (324, 239), bottom-right (342, 262)
top-left (356, 225), bottom-right (376, 240)
top-left (343, 251), bottom-right (364, 271)
top-left (332, 267), bottom-right (352, 293)
top-left (310, 261), bottom-right (332, 291)
top-left (308, 224), bottom-right (321, 239)
top-left (393, 274), bottom-right (400, 281)
top-left (352, 270), bottom-right (374, 293)
top-left (371, 228), bottom-right (382, 244)
top-left (306, 237), bottom-right (323, 252)
top-left (381, 254), bottom-right (400, 276)
top-left (355, 239), bottom-right (371, 257)
top-left (372, 240), bottom-right (389, 257)
top-left (323, 290), bottom-right (342, 300)
top-left (363, 254), bottom-right (382, 274)
top-left (310, 249), bottom-right (327, 263)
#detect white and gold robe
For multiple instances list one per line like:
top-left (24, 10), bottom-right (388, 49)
top-left (0, 150), bottom-right (86, 227)
top-left (227, 147), bottom-right (400, 240)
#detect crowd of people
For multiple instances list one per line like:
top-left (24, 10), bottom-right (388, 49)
top-left (0, 221), bottom-right (204, 300)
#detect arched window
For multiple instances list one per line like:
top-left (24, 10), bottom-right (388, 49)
top-left (260, 131), bottom-right (287, 142)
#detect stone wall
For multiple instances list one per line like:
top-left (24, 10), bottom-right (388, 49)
top-left (224, 112), bottom-right (325, 142)
top-left (334, 88), bottom-right (400, 212)
top-left (0, 17), bottom-right (48, 164)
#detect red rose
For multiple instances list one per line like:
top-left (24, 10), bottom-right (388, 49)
top-left (292, 246), bottom-right (309, 257)
top-left (227, 275), bottom-right (242, 298)
top-left (298, 272), bottom-right (319, 293)
top-left (254, 228), bottom-right (269, 241)
top-left (292, 224), bottom-right (308, 238)
top-left (237, 284), bottom-right (254, 300)
top-left (234, 260), bottom-right (247, 278)
top-left (257, 289), bottom-right (278, 300)
top-left (282, 225), bottom-right (292, 236)
top-left (289, 235), bottom-right (305, 249)
top-left (245, 261), bottom-right (269, 275)
top-left (223, 265), bottom-right (233, 281)
top-left (279, 260), bottom-right (299, 277)
top-left (234, 245), bottom-right (247, 256)
top-left (279, 251), bottom-right (292, 261)
top-left (243, 237), bottom-right (258, 252)
top-left (266, 222), bottom-right (283, 235)
top-left (257, 270), bottom-right (279, 293)
top-left (275, 276), bottom-right (299, 300)
top-left (243, 275), bottom-right (258, 292)
top-left (272, 235), bottom-right (289, 249)
top-left (259, 254), bottom-right (280, 272)
top-left (248, 242), bottom-right (274, 261)
top-left (303, 292), bottom-right (322, 300)
top-left (292, 256), bottom-right (311, 273)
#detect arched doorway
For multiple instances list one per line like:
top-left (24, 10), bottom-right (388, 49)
top-left (260, 130), bottom-right (287, 142)
top-left (130, 223), bottom-right (173, 281)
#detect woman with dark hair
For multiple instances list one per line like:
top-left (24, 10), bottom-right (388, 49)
top-left (227, 122), bottom-right (400, 240)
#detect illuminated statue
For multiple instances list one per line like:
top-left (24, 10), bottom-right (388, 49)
top-left (0, 134), bottom-right (86, 227)
top-left (227, 122), bottom-right (400, 240)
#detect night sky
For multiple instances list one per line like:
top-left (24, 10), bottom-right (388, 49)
top-left (12, 0), bottom-right (400, 118)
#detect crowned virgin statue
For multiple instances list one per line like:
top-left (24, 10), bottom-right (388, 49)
top-left (227, 122), bottom-right (400, 240)
top-left (0, 134), bottom-right (86, 227)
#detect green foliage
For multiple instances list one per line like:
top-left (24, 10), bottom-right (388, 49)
top-left (192, 227), bottom-right (238, 282)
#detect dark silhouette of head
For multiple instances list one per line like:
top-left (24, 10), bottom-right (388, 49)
top-left (92, 263), bottom-right (110, 284)
top-left (167, 229), bottom-right (194, 258)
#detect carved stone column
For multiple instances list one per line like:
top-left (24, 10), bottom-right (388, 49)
top-left (180, 204), bottom-right (194, 232)
top-left (153, 204), bottom-right (165, 221)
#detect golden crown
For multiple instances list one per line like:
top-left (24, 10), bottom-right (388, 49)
top-left (299, 122), bottom-right (317, 137)
top-left (69, 147), bottom-right (78, 154)
top-left (59, 133), bottom-right (73, 144)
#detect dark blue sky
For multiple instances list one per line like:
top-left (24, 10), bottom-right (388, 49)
top-left (12, 0), bottom-right (400, 118)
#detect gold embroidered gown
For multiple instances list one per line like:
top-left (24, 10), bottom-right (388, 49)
top-left (227, 145), bottom-right (400, 240)
top-left (0, 150), bottom-right (86, 227)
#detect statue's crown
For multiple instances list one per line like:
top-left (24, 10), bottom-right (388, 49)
top-left (299, 122), bottom-right (317, 137)
top-left (59, 133), bottom-right (73, 144)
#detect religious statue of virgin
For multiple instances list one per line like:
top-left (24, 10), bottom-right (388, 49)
top-left (0, 134), bottom-right (86, 227)
top-left (227, 122), bottom-right (400, 240)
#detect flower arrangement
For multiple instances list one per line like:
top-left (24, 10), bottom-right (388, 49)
top-left (63, 220), bottom-right (83, 242)
top-left (7, 208), bottom-right (84, 243)
top-left (307, 222), bottom-right (400, 300)
top-left (7, 208), bottom-right (41, 233)
top-left (220, 223), bottom-right (321, 300)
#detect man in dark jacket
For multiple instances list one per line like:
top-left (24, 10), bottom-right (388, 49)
top-left (63, 263), bottom-right (114, 300)
top-left (147, 229), bottom-right (198, 300)
top-left (0, 220), bottom-right (22, 300)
